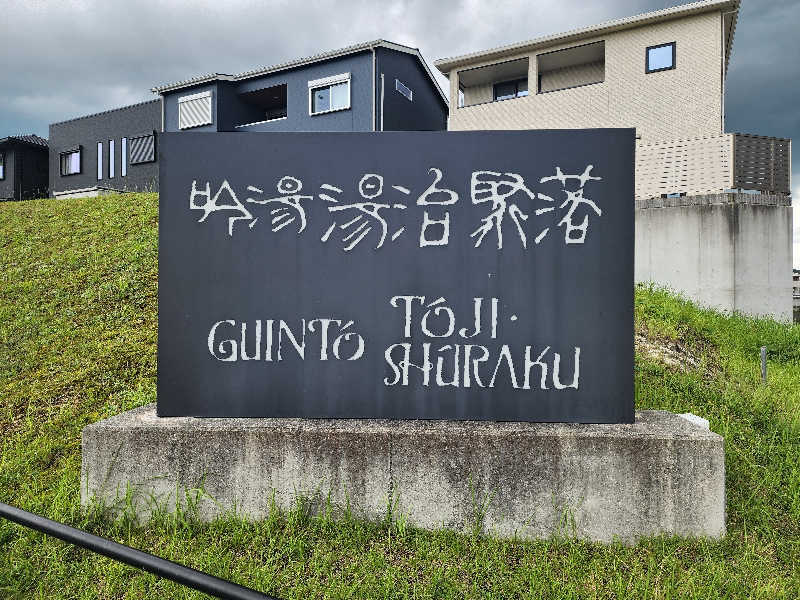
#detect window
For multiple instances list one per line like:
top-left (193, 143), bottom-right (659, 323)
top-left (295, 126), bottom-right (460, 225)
top-left (97, 142), bottom-right (103, 180)
top-left (121, 137), bottom-right (127, 177)
top-left (178, 90), bottom-right (212, 129)
top-left (59, 148), bottom-right (81, 176)
top-left (0, 152), bottom-right (4, 180)
top-left (493, 78), bottom-right (528, 101)
top-left (395, 79), bottom-right (413, 101)
top-left (109, 139), bottom-right (115, 178)
top-left (308, 73), bottom-right (350, 115)
top-left (458, 57), bottom-right (528, 107)
top-left (646, 42), bottom-right (676, 73)
top-left (130, 132), bottom-right (156, 165)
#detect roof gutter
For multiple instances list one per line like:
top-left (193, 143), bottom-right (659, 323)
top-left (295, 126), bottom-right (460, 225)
top-left (372, 47), bottom-right (377, 131)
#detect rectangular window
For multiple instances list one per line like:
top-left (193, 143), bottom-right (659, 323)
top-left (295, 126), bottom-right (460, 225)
top-left (646, 42), bottom-right (676, 73)
top-left (121, 137), bottom-right (127, 177)
top-left (178, 90), bottom-right (213, 129)
top-left (60, 148), bottom-right (81, 176)
top-left (308, 73), bottom-right (351, 115)
top-left (130, 133), bottom-right (156, 165)
top-left (395, 79), bottom-right (413, 101)
top-left (97, 142), bottom-right (103, 180)
top-left (109, 139), bottom-right (115, 178)
top-left (493, 78), bottom-right (528, 101)
top-left (0, 152), bottom-right (4, 180)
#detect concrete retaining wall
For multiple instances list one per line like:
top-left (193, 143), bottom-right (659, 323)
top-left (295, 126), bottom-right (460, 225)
top-left (82, 405), bottom-right (725, 543)
top-left (635, 193), bottom-right (793, 322)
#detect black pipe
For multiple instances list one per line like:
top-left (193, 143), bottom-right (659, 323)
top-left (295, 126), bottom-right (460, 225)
top-left (0, 502), bottom-right (279, 600)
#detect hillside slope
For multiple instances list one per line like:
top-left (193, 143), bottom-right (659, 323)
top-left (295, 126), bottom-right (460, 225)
top-left (0, 193), bottom-right (798, 599)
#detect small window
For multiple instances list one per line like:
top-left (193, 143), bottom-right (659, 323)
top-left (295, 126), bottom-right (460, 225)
top-left (109, 139), bottom-right (115, 179)
top-left (308, 73), bottom-right (350, 115)
top-left (60, 148), bottom-right (81, 176)
top-left (0, 152), bottom-right (4, 180)
top-left (178, 90), bottom-right (213, 129)
top-left (646, 42), bottom-right (676, 73)
top-left (395, 79), bottom-right (413, 101)
top-left (493, 78), bottom-right (528, 101)
top-left (97, 142), bottom-right (103, 180)
top-left (130, 133), bottom-right (156, 165)
top-left (121, 137), bottom-right (127, 177)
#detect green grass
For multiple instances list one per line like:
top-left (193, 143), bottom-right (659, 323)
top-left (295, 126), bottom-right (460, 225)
top-left (1, 193), bottom-right (798, 599)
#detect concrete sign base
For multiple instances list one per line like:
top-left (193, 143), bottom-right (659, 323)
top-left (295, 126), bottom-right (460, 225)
top-left (81, 405), bottom-right (725, 543)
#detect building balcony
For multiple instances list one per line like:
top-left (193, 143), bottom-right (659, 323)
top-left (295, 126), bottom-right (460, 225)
top-left (635, 133), bottom-right (791, 200)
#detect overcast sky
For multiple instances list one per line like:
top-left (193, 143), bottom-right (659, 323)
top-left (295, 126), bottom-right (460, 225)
top-left (2, 0), bottom-right (797, 266)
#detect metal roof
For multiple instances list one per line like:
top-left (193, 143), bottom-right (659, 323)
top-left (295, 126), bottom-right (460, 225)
top-left (149, 73), bottom-right (235, 95)
top-left (435, 0), bottom-right (740, 73)
top-left (0, 134), bottom-right (48, 148)
top-left (49, 99), bottom-right (161, 127)
top-left (151, 40), bottom-right (447, 105)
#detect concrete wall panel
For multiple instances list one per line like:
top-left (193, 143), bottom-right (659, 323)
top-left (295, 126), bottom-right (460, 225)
top-left (635, 194), bottom-right (793, 322)
top-left (734, 203), bottom-right (793, 320)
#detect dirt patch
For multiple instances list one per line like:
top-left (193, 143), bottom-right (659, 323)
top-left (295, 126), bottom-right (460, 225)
top-left (635, 327), bottom-right (720, 378)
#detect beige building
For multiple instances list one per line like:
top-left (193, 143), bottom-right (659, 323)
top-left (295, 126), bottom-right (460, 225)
top-left (439, 1), bottom-right (736, 141)
top-left (435, 0), bottom-right (794, 321)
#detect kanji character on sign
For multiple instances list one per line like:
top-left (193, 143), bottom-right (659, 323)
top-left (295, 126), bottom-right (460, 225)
top-left (539, 165), bottom-right (602, 244)
top-left (246, 176), bottom-right (313, 234)
top-left (189, 179), bottom-right (254, 236)
top-left (319, 174), bottom-right (408, 251)
top-left (470, 171), bottom-right (536, 249)
top-left (417, 167), bottom-right (459, 247)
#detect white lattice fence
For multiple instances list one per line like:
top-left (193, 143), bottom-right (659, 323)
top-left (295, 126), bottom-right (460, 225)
top-left (635, 134), bottom-right (733, 200)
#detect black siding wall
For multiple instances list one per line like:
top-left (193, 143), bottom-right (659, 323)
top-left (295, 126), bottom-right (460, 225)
top-left (0, 148), bottom-right (15, 200)
top-left (376, 48), bottom-right (448, 131)
top-left (19, 145), bottom-right (49, 199)
top-left (0, 144), bottom-right (48, 200)
top-left (49, 100), bottom-right (161, 196)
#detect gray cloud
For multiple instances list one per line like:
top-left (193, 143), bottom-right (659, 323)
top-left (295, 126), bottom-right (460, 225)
top-left (2, 0), bottom-right (797, 264)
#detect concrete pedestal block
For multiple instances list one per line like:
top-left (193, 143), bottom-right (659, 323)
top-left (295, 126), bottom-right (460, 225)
top-left (81, 405), bottom-right (725, 543)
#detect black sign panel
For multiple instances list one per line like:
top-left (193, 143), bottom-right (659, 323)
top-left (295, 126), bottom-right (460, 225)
top-left (158, 130), bottom-right (634, 422)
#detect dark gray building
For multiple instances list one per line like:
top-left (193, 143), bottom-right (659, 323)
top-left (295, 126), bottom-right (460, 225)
top-left (0, 135), bottom-right (48, 201)
top-left (48, 100), bottom-right (161, 198)
top-left (153, 40), bottom-right (448, 134)
top-left (44, 41), bottom-right (446, 199)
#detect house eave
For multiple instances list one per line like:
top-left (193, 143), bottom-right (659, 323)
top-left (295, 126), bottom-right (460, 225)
top-left (151, 73), bottom-right (235, 95)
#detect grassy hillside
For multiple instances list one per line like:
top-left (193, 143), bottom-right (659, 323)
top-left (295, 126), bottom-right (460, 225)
top-left (0, 193), bottom-right (798, 599)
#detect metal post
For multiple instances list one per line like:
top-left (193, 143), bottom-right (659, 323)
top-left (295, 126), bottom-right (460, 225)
top-left (760, 346), bottom-right (767, 384)
top-left (0, 502), bottom-right (278, 600)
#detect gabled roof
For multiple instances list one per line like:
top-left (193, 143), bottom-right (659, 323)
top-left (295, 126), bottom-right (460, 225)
top-left (151, 40), bottom-right (447, 105)
top-left (435, 0), bottom-right (740, 74)
top-left (0, 134), bottom-right (48, 149)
